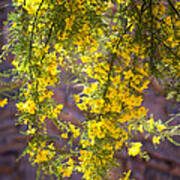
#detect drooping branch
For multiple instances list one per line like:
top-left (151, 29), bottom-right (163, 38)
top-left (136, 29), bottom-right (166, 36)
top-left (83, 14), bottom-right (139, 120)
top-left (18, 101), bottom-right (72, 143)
top-left (149, 0), bottom-right (155, 72)
top-left (28, 0), bottom-right (45, 63)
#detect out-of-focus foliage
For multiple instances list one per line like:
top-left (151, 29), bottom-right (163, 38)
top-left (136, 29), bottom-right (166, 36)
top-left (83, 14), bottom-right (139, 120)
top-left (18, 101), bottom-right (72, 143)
top-left (1, 0), bottom-right (180, 179)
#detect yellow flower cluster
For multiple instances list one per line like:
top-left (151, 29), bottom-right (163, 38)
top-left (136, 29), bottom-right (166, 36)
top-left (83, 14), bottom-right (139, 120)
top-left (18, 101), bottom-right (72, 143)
top-left (4, 0), bottom-right (179, 179)
top-left (17, 0), bottom-right (48, 15)
top-left (17, 99), bottom-right (37, 114)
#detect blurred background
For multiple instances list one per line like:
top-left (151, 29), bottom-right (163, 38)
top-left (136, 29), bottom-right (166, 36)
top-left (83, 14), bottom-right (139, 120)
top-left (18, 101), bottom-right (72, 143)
top-left (0, 0), bottom-right (180, 179)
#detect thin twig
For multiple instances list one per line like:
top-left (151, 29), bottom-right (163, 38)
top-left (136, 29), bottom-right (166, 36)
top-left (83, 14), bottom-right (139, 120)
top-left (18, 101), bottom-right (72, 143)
top-left (167, 0), bottom-right (180, 18)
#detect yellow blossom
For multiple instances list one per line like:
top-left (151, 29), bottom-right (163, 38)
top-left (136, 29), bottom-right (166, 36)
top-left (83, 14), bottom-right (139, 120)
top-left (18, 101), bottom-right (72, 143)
top-left (39, 115), bottom-right (46, 123)
top-left (62, 167), bottom-right (73, 178)
top-left (153, 136), bottom-right (161, 144)
top-left (69, 124), bottom-right (80, 138)
top-left (157, 124), bottom-right (166, 132)
top-left (128, 142), bottom-right (142, 157)
top-left (0, 98), bottom-right (8, 107)
top-left (61, 133), bottom-right (68, 139)
top-left (74, 94), bottom-right (80, 103)
top-left (137, 124), bottom-right (144, 133)
top-left (147, 117), bottom-right (154, 131)
top-left (119, 170), bottom-right (131, 180)
top-left (26, 126), bottom-right (36, 135)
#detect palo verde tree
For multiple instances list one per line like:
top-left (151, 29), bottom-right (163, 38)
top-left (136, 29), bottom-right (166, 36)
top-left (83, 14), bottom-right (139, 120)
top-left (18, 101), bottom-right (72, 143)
top-left (0, 0), bottom-right (180, 179)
